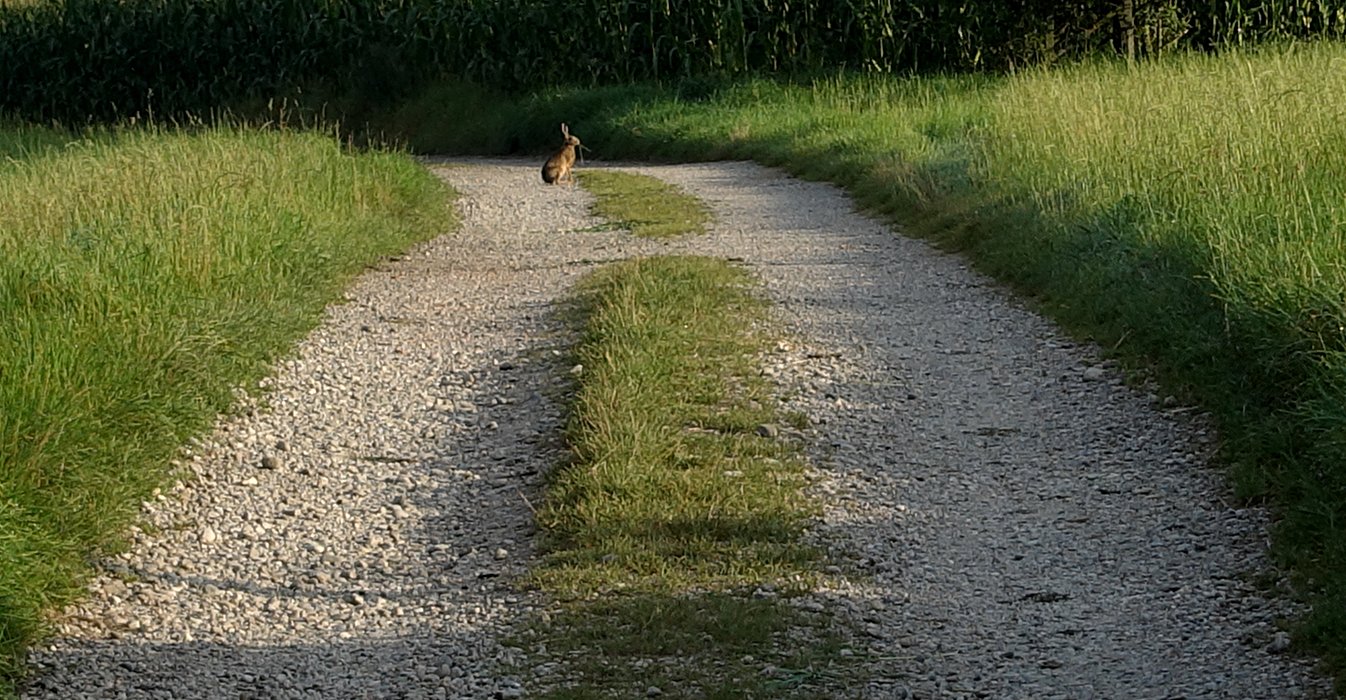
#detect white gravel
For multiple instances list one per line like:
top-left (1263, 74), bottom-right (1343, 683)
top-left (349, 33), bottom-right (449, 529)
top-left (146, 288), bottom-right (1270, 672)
top-left (22, 159), bottom-right (1332, 699)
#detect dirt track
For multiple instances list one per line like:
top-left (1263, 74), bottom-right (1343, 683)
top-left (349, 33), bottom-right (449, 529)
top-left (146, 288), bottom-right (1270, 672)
top-left (23, 159), bottom-right (1330, 699)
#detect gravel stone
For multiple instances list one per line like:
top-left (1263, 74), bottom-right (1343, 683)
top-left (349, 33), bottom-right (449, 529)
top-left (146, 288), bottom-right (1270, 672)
top-left (21, 159), bottom-right (1332, 699)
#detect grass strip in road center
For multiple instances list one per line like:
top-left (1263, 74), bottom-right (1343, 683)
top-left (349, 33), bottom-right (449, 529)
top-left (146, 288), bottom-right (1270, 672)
top-left (542, 256), bottom-right (813, 591)
top-left (520, 255), bottom-right (850, 698)
top-left (575, 170), bottom-right (710, 238)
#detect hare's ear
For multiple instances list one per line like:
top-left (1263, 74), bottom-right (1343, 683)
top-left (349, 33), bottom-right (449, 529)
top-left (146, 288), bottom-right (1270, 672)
top-left (561, 123), bottom-right (570, 138)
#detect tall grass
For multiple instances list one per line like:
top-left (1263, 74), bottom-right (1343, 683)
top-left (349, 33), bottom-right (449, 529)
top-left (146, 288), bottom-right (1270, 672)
top-left (0, 125), bottom-right (448, 688)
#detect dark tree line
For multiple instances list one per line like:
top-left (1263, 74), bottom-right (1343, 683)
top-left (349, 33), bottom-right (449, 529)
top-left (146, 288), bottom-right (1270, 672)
top-left (1, 0), bottom-right (1342, 122)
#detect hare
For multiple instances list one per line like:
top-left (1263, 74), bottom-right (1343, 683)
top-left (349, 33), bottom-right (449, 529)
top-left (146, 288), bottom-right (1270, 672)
top-left (541, 123), bottom-right (581, 185)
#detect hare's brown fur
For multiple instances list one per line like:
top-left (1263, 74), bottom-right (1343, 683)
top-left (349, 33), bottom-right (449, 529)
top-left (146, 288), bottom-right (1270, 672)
top-left (542, 123), bottom-right (581, 185)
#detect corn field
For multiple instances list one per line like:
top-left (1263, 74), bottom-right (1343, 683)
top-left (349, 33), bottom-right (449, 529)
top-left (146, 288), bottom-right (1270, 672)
top-left (1, 0), bottom-right (1344, 122)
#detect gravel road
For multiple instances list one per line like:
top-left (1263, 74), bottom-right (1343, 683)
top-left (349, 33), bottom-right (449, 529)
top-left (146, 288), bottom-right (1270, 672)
top-left (23, 159), bottom-right (1331, 699)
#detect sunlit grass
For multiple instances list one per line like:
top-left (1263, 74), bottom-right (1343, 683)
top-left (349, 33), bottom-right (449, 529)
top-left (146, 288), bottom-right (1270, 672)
top-left (987, 47), bottom-right (1346, 326)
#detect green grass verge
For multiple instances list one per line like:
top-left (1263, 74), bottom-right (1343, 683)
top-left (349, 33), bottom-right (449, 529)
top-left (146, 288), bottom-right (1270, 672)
top-left (575, 170), bottom-right (710, 238)
top-left (0, 125), bottom-right (450, 690)
top-left (375, 41), bottom-right (1346, 685)
top-left (526, 255), bottom-right (850, 697)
